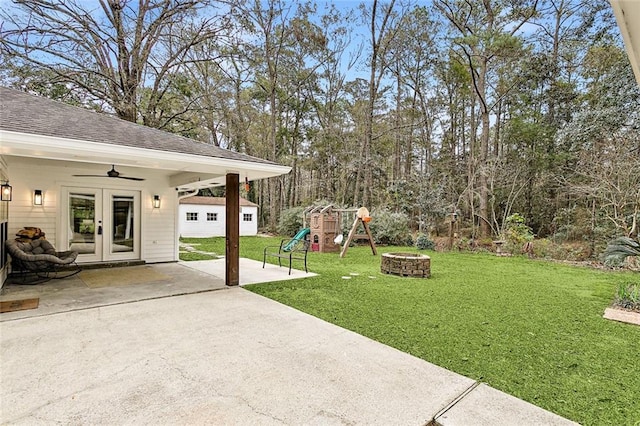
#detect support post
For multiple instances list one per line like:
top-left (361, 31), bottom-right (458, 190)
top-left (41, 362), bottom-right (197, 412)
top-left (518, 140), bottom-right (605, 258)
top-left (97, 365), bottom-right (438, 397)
top-left (226, 173), bottom-right (240, 286)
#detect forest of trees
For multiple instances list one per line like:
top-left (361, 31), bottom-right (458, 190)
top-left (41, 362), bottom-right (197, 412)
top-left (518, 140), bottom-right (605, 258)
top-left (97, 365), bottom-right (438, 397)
top-left (1, 0), bottom-right (638, 251)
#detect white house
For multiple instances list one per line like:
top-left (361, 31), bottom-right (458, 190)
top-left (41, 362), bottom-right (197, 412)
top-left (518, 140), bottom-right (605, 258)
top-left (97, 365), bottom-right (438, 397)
top-left (179, 196), bottom-right (259, 238)
top-left (0, 87), bottom-right (290, 287)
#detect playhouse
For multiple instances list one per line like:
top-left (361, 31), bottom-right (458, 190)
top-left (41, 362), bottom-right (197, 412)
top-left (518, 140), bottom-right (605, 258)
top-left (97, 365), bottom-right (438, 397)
top-left (304, 205), bottom-right (340, 253)
top-left (302, 205), bottom-right (377, 257)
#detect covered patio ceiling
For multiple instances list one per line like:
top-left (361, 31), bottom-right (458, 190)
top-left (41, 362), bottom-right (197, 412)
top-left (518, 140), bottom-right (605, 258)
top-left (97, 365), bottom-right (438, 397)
top-left (610, 0), bottom-right (640, 86)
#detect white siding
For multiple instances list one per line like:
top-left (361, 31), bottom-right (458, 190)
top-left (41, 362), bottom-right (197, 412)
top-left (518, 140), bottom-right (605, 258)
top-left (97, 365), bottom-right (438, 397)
top-left (179, 204), bottom-right (225, 237)
top-left (142, 186), bottom-right (177, 263)
top-left (179, 204), bottom-right (258, 237)
top-left (4, 157), bottom-right (178, 264)
top-left (240, 206), bottom-right (258, 236)
top-left (4, 159), bottom-right (58, 244)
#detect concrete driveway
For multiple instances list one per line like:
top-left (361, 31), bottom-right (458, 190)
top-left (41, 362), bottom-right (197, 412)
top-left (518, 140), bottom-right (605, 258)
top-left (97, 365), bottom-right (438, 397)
top-left (1, 284), bottom-right (575, 425)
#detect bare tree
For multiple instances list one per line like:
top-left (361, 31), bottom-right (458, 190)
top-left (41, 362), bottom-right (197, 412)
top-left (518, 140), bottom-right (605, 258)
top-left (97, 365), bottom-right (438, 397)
top-left (567, 137), bottom-right (640, 238)
top-left (0, 0), bottom-right (231, 126)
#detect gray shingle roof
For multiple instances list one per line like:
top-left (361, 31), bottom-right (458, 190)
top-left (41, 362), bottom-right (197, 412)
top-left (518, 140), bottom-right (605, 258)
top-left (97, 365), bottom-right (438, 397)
top-left (0, 87), bottom-right (275, 166)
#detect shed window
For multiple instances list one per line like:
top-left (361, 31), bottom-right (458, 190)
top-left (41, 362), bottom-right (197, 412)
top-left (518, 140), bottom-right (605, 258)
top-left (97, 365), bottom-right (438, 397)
top-left (186, 212), bottom-right (198, 221)
top-left (243, 213), bottom-right (253, 222)
top-left (207, 213), bottom-right (218, 221)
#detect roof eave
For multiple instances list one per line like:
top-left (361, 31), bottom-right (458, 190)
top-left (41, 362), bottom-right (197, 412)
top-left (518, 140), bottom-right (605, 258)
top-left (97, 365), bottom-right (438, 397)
top-left (0, 130), bottom-right (291, 188)
top-left (610, 0), bottom-right (640, 86)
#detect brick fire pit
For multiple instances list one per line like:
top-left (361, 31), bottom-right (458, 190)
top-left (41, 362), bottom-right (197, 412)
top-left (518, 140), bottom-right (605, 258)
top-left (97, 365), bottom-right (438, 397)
top-left (381, 252), bottom-right (431, 278)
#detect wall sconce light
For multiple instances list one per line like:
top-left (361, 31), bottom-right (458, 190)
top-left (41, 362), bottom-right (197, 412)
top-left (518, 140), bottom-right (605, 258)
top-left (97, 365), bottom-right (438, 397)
top-left (1, 181), bottom-right (12, 202)
top-left (34, 189), bottom-right (43, 206)
top-left (153, 195), bottom-right (161, 209)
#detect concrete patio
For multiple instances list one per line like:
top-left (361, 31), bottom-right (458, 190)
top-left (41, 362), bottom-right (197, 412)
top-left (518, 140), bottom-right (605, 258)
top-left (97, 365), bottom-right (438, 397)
top-left (0, 260), bottom-right (577, 425)
top-left (0, 258), bottom-right (313, 321)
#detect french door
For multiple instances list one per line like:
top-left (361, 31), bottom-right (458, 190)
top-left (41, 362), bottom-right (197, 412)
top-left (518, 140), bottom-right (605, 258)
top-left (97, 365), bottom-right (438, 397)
top-left (62, 187), bottom-right (141, 262)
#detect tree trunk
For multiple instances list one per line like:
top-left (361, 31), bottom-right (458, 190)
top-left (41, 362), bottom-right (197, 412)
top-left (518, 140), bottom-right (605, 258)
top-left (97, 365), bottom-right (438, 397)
top-left (478, 55), bottom-right (491, 237)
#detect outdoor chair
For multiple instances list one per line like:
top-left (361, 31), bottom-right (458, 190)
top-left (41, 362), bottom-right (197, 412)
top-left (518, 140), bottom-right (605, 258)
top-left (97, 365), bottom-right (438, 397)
top-left (5, 238), bottom-right (80, 283)
top-left (263, 238), bottom-right (310, 275)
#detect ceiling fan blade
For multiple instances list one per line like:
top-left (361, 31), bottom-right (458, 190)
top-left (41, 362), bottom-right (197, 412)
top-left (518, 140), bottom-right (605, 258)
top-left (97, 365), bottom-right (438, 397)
top-left (116, 176), bottom-right (146, 181)
top-left (73, 165), bottom-right (145, 181)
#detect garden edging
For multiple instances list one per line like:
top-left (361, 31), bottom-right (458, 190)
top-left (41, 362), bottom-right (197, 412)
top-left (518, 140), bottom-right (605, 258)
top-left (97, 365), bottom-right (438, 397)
top-left (603, 307), bottom-right (640, 326)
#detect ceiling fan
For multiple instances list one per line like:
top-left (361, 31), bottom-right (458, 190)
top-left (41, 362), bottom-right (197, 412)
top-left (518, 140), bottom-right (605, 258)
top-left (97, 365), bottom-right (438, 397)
top-left (73, 165), bottom-right (145, 181)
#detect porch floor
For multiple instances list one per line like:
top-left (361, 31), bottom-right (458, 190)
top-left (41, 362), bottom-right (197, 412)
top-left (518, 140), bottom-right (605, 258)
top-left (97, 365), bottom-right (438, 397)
top-left (0, 258), bottom-right (315, 321)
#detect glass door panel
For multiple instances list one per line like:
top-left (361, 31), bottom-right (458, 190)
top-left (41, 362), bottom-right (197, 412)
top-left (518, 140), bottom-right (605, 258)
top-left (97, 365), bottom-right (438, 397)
top-left (69, 192), bottom-right (97, 255)
top-left (103, 189), bottom-right (140, 261)
top-left (63, 187), bottom-right (139, 263)
top-left (111, 196), bottom-right (134, 254)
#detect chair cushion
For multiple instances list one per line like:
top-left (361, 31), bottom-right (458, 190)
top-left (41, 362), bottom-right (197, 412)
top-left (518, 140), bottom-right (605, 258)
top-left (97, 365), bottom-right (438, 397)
top-left (6, 238), bottom-right (78, 268)
top-left (13, 238), bottom-right (57, 256)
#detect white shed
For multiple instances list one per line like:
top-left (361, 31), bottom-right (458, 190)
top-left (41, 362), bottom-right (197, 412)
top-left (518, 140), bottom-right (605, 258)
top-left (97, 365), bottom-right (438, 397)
top-left (179, 196), bottom-right (259, 238)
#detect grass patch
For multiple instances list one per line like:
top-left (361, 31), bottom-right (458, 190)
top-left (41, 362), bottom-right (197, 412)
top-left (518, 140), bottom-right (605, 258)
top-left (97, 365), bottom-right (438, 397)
top-left (178, 251), bottom-right (218, 261)
top-left (182, 236), bottom-right (640, 425)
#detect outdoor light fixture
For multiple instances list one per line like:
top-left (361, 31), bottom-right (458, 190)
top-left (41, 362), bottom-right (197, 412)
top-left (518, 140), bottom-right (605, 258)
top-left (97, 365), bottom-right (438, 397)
top-left (153, 195), bottom-right (161, 208)
top-left (34, 189), bottom-right (43, 206)
top-left (1, 181), bottom-right (12, 202)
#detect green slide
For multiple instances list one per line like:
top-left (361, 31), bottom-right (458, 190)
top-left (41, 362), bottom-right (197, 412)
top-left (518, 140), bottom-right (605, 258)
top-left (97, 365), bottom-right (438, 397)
top-left (283, 228), bottom-right (310, 252)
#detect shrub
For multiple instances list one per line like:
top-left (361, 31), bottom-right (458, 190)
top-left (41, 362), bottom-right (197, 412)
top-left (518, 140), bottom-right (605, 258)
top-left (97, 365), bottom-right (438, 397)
top-left (415, 234), bottom-right (435, 250)
top-left (502, 213), bottom-right (534, 254)
top-left (474, 238), bottom-right (496, 252)
top-left (277, 206), bottom-right (305, 237)
top-left (368, 210), bottom-right (413, 246)
top-left (551, 206), bottom-right (595, 242)
top-left (503, 213), bottom-right (534, 244)
top-left (532, 239), bottom-right (592, 261)
top-left (613, 282), bottom-right (640, 312)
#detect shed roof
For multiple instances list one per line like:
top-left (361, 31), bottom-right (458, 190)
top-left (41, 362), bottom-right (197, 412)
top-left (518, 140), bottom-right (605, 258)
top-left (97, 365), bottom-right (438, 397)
top-left (179, 196), bottom-right (258, 207)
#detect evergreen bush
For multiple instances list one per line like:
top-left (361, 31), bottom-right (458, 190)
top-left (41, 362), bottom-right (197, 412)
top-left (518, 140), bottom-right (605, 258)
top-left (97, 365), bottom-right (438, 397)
top-left (277, 206), bottom-right (305, 237)
top-left (368, 210), bottom-right (413, 246)
top-left (415, 234), bottom-right (435, 250)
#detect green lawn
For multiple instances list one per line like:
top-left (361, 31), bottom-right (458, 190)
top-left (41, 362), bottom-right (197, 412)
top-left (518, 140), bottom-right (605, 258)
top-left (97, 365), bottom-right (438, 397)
top-left (181, 236), bottom-right (640, 425)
